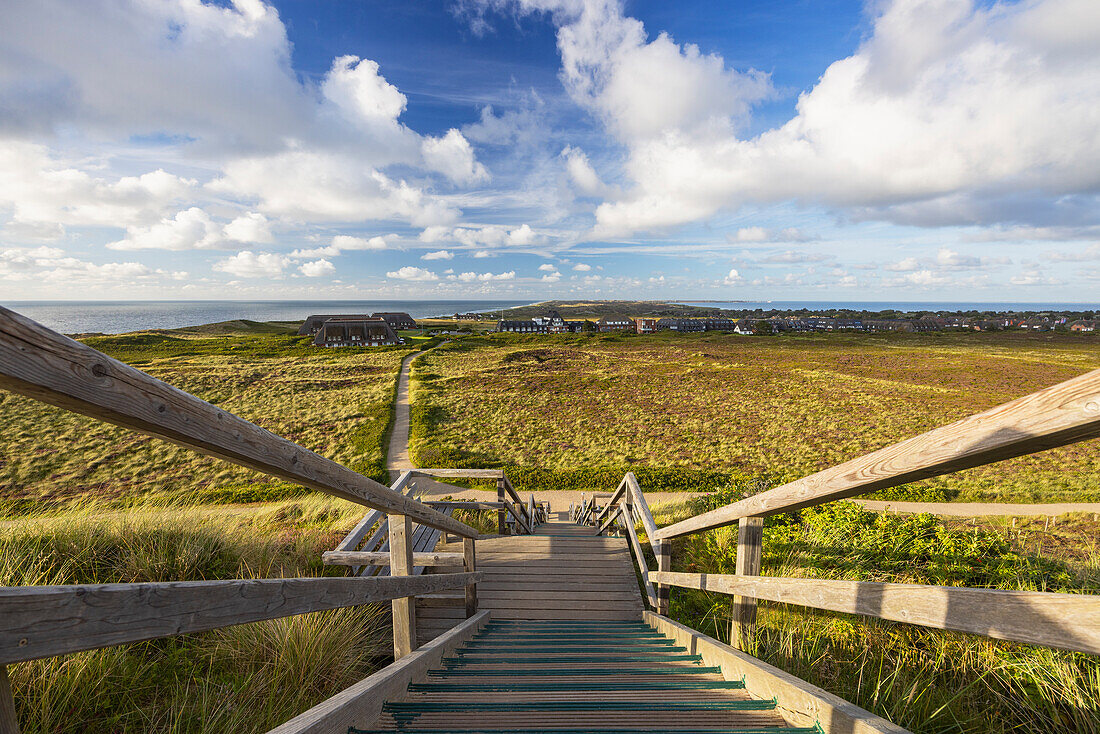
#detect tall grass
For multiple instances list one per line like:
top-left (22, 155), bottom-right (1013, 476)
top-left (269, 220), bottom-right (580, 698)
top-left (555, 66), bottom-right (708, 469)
top-left (1, 500), bottom-right (390, 733)
top-left (649, 498), bottom-right (1100, 733)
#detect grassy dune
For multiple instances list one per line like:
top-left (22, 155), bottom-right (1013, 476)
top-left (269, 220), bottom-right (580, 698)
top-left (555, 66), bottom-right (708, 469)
top-left (1, 497), bottom-right (389, 733)
top-left (648, 497), bottom-right (1100, 733)
top-left (0, 327), bottom-right (414, 514)
top-left (409, 330), bottom-right (1100, 501)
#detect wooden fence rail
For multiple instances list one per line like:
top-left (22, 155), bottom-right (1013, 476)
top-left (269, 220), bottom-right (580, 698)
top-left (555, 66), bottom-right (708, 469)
top-left (0, 307), bottom-right (476, 539)
top-left (656, 368), bottom-right (1100, 540)
top-left (0, 573), bottom-right (480, 665)
top-left (650, 572), bottom-right (1100, 655)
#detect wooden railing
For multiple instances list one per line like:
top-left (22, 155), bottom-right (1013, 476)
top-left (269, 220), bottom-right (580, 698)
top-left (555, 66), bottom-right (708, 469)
top-left (0, 307), bottom-right (486, 732)
top-left (591, 369), bottom-right (1100, 655)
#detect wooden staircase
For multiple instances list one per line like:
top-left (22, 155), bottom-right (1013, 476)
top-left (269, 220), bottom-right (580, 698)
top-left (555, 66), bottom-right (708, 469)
top-left (416, 513), bottom-right (644, 642)
top-left (350, 619), bottom-right (817, 733)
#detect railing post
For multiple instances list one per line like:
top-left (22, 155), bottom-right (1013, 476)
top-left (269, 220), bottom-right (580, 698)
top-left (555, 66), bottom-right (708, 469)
top-left (464, 537), bottom-right (478, 618)
top-left (656, 538), bottom-right (671, 616)
top-left (387, 513), bottom-right (416, 658)
top-left (0, 666), bottom-right (18, 734)
top-left (496, 478), bottom-right (507, 535)
top-left (731, 516), bottom-right (764, 650)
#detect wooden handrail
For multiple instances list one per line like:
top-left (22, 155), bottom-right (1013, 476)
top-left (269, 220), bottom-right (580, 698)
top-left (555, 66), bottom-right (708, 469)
top-left (0, 307), bottom-right (477, 539)
top-left (322, 551), bottom-right (464, 566)
top-left (651, 572), bottom-right (1100, 655)
top-left (656, 369), bottom-right (1100, 539)
top-left (594, 476), bottom-right (628, 524)
top-left (617, 506), bottom-right (658, 609)
top-left (334, 472), bottom-right (418, 553)
top-left (0, 573), bottom-right (480, 664)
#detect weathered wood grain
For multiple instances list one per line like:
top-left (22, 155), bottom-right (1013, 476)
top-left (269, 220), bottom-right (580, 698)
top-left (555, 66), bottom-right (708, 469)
top-left (656, 539), bottom-right (671, 617)
top-left (656, 368), bottom-right (1100, 539)
top-left (0, 307), bottom-right (476, 538)
top-left (334, 472), bottom-right (417, 554)
top-left (651, 572), bottom-right (1100, 654)
top-left (322, 551), bottom-right (464, 567)
top-left (626, 474), bottom-right (660, 556)
top-left (464, 537), bottom-right (478, 618)
top-left (388, 514), bottom-right (417, 658)
top-left (414, 468), bottom-right (505, 478)
top-left (266, 611), bottom-right (491, 734)
top-left (732, 517), bottom-right (763, 650)
top-left (0, 573), bottom-right (480, 664)
top-left (620, 505), bottom-right (658, 609)
top-left (644, 612), bottom-right (910, 734)
top-left (0, 666), bottom-right (17, 734)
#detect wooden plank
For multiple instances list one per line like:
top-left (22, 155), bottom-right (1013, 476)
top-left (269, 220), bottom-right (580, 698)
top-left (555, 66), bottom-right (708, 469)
top-left (626, 474), bottom-right (660, 557)
top-left (464, 538), bottom-right (477, 618)
top-left (594, 477), bottom-right (628, 525)
top-left (496, 479), bottom-right (507, 535)
top-left (732, 517), bottom-right (763, 650)
top-left (501, 476), bottom-right (532, 532)
top-left (322, 551), bottom-right (464, 567)
top-left (425, 501), bottom-right (504, 511)
top-left (620, 503), bottom-right (658, 609)
top-left (335, 473), bottom-right (417, 555)
top-left (644, 612), bottom-right (910, 734)
top-left (0, 307), bottom-right (476, 539)
top-left (388, 514), bottom-right (416, 658)
top-left (650, 572), bottom-right (1100, 655)
top-left (0, 666), bottom-right (17, 734)
top-left (0, 573), bottom-right (480, 664)
top-left (596, 506), bottom-right (621, 536)
top-left (656, 368), bottom-right (1100, 539)
top-left (656, 539), bottom-right (671, 616)
top-left (414, 469), bottom-right (505, 479)
top-left (266, 611), bottom-right (491, 734)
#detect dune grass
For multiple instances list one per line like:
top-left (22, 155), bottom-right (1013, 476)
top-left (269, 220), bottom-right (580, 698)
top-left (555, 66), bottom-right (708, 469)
top-left (644, 497), bottom-right (1100, 733)
top-left (409, 330), bottom-right (1100, 501)
top-left (0, 329), bottom-right (415, 515)
top-left (1, 497), bottom-right (390, 734)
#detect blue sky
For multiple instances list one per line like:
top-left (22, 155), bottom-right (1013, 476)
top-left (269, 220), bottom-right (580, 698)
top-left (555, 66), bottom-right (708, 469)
top-left (1, 0), bottom-right (1098, 302)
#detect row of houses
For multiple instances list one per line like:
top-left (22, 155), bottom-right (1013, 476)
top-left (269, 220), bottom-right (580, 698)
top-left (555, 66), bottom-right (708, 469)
top-left (298, 312), bottom-right (418, 347)
top-left (497, 312), bottom-right (1100, 337)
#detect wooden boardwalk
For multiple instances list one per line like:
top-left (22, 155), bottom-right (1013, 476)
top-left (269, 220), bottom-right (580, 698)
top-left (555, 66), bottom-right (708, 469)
top-left (417, 513), bottom-right (643, 642)
top-left (353, 619), bottom-right (813, 733)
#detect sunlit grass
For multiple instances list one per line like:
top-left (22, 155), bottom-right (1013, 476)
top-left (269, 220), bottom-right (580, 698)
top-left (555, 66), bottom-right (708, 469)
top-left (409, 331), bottom-right (1100, 501)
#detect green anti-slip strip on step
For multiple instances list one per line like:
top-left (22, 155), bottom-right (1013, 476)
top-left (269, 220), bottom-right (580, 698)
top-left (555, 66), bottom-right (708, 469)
top-left (456, 645), bottom-right (687, 653)
top-left (350, 729), bottom-right (822, 734)
top-left (384, 699), bottom-right (779, 714)
top-left (407, 679), bottom-right (747, 692)
top-left (443, 655), bottom-right (704, 665)
top-left (427, 666), bottom-right (722, 677)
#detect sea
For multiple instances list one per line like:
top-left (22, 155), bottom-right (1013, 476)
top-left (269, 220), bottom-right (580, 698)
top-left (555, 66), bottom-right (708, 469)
top-left (4, 299), bottom-right (1097, 335)
top-left (679, 300), bottom-right (1099, 313)
top-left (2, 300), bottom-right (531, 335)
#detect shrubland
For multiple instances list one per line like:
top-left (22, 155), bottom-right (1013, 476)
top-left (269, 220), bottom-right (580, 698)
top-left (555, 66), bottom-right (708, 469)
top-left (644, 497), bottom-right (1100, 733)
top-left (0, 326), bottom-right (414, 514)
top-left (409, 331), bottom-right (1100, 502)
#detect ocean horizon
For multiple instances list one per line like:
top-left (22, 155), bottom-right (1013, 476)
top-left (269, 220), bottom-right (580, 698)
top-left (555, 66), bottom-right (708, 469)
top-left (2, 300), bottom-right (533, 335)
top-left (4, 299), bottom-right (1096, 335)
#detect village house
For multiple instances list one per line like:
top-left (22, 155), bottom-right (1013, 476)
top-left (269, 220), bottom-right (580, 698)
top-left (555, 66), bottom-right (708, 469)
top-left (1070, 320), bottom-right (1097, 332)
top-left (635, 317), bottom-right (657, 334)
top-left (453, 313), bottom-right (482, 321)
top-left (597, 317), bottom-right (634, 332)
top-left (373, 312), bottom-right (418, 330)
top-left (311, 317), bottom-right (401, 347)
top-left (702, 318), bottom-right (736, 331)
top-left (497, 320), bottom-right (549, 334)
top-left (299, 312), bottom-right (417, 335)
top-left (533, 310), bottom-right (567, 333)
